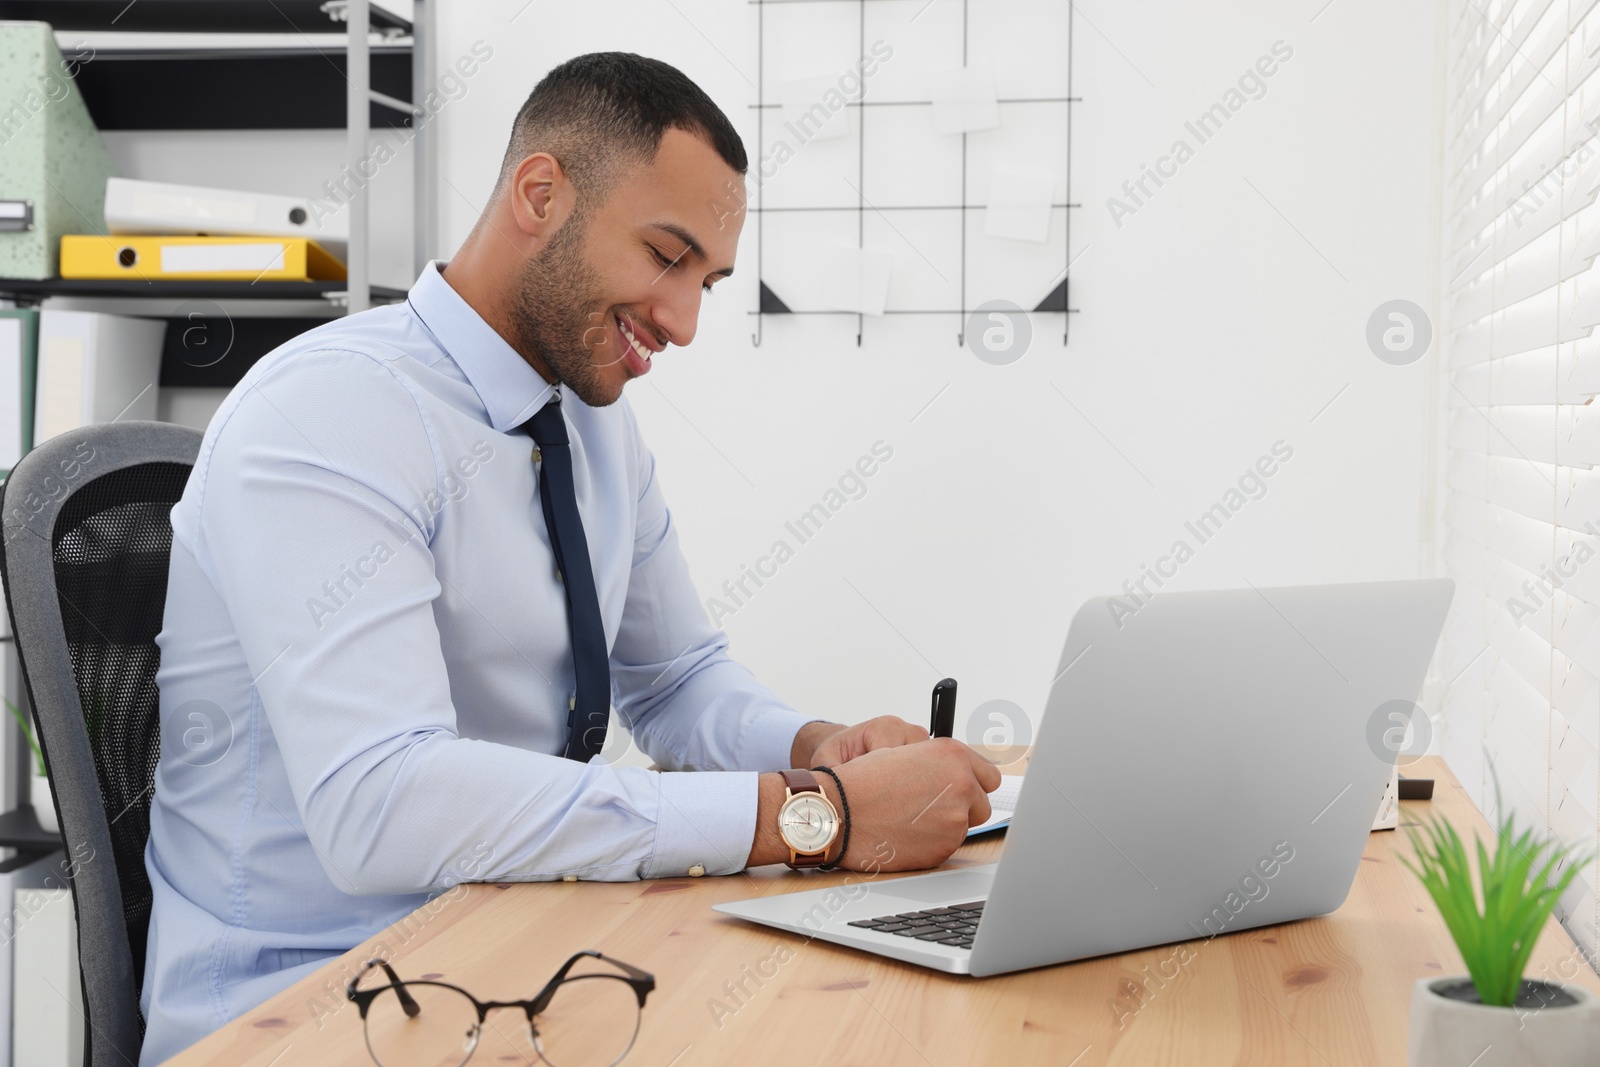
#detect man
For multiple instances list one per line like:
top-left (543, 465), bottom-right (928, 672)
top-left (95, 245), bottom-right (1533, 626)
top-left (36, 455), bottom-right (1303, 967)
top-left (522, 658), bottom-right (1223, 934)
top-left (139, 52), bottom-right (999, 1064)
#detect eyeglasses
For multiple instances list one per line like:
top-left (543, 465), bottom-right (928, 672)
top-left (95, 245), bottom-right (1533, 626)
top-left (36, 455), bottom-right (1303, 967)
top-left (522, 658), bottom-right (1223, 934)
top-left (346, 952), bottom-right (655, 1067)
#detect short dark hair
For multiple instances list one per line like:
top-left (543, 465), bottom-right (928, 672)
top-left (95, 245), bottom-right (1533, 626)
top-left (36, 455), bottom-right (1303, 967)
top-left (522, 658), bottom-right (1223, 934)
top-left (498, 52), bottom-right (747, 204)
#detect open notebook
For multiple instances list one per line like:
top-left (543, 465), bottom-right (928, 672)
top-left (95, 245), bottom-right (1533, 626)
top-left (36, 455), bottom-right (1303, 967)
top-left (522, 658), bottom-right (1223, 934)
top-left (966, 775), bottom-right (1024, 837)
top-left (967, 768), bottom-right (1402, 839)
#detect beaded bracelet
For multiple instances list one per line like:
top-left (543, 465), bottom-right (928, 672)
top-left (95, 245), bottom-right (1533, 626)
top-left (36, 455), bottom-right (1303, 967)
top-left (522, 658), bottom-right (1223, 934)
top-left (811, 765), bottom-right (851, 871)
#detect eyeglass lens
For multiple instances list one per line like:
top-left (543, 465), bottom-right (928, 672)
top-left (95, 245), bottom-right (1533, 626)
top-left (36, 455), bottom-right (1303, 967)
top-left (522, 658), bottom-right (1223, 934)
top-left (530, 973), bottom-right (642, 1067)
top-left (363, 982), bottom-right (481, 1067)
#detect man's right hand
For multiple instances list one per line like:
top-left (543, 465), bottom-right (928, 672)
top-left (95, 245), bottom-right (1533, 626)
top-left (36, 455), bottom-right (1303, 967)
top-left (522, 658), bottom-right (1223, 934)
top-left (749, 738), bottom-right (1003, 872)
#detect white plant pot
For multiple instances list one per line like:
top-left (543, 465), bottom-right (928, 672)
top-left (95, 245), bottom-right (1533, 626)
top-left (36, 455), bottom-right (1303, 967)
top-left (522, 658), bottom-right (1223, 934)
top-left (1410, 976), bottom-right (1600, 1067)
top-left (29, 774), bottom-right (55, 834)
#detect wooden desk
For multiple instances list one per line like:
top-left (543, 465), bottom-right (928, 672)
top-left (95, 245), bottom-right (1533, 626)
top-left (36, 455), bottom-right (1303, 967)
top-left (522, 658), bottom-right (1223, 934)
top-left (163, 756), bottom-right (1600, 1066)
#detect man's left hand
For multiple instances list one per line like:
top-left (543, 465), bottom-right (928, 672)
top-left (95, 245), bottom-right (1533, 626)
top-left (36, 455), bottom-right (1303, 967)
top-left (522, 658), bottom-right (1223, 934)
top-left (799, 716), bottom-right (932, 768)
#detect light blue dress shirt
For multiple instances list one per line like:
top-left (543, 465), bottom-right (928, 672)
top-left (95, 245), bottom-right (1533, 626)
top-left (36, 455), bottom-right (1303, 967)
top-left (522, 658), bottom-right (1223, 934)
top-left (137, 262), bottom-right (815, 1065)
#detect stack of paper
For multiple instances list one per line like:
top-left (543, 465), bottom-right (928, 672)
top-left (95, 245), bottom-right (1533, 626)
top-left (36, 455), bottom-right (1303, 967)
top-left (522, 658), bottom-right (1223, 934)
top-left (1370, 765), bottom-right (1401, 831)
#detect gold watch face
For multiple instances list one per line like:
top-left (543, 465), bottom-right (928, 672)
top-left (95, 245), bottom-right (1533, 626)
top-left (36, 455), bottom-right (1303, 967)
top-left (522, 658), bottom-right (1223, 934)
top-left (779, 793), bottom-right (838, 854)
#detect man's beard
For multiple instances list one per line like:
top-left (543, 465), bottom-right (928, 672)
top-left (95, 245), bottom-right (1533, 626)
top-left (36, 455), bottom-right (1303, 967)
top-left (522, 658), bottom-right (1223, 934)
top-left (508, 208), bottom-right (618, 407)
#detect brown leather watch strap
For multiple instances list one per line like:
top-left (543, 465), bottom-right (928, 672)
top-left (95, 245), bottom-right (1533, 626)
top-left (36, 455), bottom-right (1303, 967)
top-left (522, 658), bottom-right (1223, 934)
top-left (779, 768), bottom-right (821, 795)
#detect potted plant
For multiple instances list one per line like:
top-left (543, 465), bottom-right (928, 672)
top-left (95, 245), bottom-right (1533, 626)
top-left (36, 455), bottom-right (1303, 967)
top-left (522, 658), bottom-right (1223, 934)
top-left (7, 698), bottom-right (55, 834)
top-left (1402, 793), bottom-right (1600, 1066)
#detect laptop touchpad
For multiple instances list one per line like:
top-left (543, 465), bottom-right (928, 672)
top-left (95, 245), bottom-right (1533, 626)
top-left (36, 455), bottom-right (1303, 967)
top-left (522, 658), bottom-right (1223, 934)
top-left (875, 869), bottom-right (994, 904)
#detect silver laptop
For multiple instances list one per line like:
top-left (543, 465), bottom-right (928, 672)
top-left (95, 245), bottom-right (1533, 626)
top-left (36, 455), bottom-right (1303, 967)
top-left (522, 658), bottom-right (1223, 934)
top-left (713, 578), bottom-right (1454, 976)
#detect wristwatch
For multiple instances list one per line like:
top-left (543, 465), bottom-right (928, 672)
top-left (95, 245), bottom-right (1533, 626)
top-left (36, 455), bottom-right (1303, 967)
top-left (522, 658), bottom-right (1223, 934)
top-left (777, 768), bottom-right (840, 870)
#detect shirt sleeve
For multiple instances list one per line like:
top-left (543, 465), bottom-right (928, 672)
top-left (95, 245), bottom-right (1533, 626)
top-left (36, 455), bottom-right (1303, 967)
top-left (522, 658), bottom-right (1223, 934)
top-left (192, 349), bottom-right (771, 890)
top-left (607, 399), bottom-right (820, 791)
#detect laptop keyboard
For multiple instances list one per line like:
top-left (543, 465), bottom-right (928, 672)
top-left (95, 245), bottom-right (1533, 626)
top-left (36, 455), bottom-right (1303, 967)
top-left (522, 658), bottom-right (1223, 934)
top-left (846, 900), bottom-right (986, 949)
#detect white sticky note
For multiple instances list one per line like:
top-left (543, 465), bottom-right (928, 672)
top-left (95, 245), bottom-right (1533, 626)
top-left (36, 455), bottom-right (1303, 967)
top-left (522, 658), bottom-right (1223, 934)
top-left (779, 76), bottom-right (851, 142)
top-left (821, 246), bottom-right (894, 315)
top-left (985, 169), bottom-right (1055, 243)
top-left (928, 64), bottom-right (1000, 135)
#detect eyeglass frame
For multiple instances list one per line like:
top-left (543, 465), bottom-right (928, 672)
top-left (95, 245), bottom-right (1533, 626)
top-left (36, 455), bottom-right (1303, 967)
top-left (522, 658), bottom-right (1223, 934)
top-left (345, 951), bottom-right (656, 1066)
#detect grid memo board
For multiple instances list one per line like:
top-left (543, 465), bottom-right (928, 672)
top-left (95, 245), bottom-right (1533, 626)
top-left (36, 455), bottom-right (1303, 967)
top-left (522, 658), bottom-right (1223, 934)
top-left (748, 0), bottom-right (1076, 347)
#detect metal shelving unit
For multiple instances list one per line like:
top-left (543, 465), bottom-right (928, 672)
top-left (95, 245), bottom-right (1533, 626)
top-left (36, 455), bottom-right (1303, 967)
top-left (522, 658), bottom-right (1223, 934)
top-left (0, 0), bottom-right (439, 377)
top-left (0, 1), bottom-right (413, 34)
top-left (0, 806), bottom-right (63, 869)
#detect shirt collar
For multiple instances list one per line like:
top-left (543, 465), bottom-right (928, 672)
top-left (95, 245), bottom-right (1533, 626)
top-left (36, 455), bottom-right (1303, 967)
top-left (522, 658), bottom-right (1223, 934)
top-left (405, 260), bottom-right (555, 432)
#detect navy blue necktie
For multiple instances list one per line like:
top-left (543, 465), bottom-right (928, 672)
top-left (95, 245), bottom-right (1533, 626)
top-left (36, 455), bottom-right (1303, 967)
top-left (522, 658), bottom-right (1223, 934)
top-left (522, 393), bottom-right (609, 761)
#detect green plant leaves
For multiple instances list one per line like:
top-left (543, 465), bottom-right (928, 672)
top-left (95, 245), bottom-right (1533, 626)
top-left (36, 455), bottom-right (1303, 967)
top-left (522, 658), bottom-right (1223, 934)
top-left (1401, 796), bottom-right (1590, 1007)
top-left (5, 698), bottom-right (44, 778)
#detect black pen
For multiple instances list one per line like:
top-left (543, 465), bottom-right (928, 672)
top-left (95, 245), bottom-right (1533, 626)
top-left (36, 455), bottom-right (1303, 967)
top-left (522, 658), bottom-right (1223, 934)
top-left (930, 678), bottom-right (957, 738)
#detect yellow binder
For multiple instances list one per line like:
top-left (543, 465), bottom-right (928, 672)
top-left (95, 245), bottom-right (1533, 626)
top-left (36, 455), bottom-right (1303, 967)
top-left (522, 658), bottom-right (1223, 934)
top-left (59, 235), bottom-right (347, 282)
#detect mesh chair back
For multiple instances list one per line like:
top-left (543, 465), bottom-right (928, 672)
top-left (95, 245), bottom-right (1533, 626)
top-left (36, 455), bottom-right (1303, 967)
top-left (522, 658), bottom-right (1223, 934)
top-left (0, 421), bottom-right (201, 1067)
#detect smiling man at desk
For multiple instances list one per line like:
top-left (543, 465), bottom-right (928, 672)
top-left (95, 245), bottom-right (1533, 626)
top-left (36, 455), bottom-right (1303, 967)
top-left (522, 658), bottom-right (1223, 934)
top-left (137, 52), bottom-right (999, 1065)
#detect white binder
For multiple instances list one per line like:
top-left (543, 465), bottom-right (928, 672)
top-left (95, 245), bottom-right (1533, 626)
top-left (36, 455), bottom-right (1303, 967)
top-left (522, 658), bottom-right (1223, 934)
top-left (32, 311), bottom-right (165, 449)
top-left (104, 177), bottom-right (349, 259)
top-left (12, 886), bottom-right (82, 1067)
top-left (0, 309), bottom-right (39, 474)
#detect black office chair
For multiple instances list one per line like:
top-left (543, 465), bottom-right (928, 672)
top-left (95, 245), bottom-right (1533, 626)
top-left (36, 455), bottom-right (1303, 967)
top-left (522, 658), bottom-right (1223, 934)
top-left (0, 420), bottom-right (202, 1067)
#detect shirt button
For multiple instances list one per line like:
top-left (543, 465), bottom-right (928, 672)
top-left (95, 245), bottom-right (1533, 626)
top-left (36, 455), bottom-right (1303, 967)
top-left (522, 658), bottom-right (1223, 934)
top-left (688, 864), bottom-right (706, 877)
top-left (531, 448), bottom-right (542, 464)
top-left (562, 874), bottom-right (578, 882)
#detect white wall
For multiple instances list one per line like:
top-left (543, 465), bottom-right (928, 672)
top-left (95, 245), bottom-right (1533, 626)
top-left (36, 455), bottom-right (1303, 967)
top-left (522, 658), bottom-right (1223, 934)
top-left (433, 0), bottom-right (1443, 741)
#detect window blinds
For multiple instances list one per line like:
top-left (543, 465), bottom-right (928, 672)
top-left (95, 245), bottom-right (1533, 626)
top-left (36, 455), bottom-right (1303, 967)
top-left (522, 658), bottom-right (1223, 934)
top-left (1445, 0), bottom-right (1600, 965)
